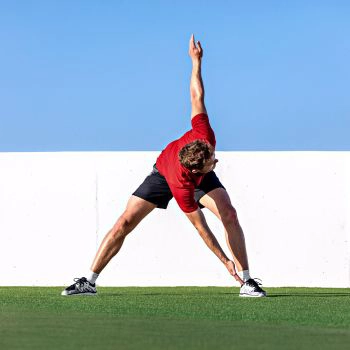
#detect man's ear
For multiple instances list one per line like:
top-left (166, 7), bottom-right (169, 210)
top-left (191, 169), bottom-right (199, 174)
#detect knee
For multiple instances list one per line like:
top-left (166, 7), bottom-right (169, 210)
top-left (111, 214), bottom-right (134, 238)
top-left (220, 205), bottom-right (239, 226)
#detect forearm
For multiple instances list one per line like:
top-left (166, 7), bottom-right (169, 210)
top-left (186, 209), bottom-right (240, 281)
top-left (190, 59), bottom-right (205, 102)
top-left (186, 208), bottom-right (228, 264)
top-left (196, 223), bottom-right (229, 265)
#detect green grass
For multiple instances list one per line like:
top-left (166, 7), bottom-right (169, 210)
top-left (1, 287), bottom-right (350, 349)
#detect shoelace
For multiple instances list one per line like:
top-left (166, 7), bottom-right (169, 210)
top-left (73, 278), bottom-right (90, 291)
top-left (253, 278), bottom-right (263, 286)
top-left (245, 278), bottom-right (264, 291)
top-left (73, 277), bottom-right (87, 286)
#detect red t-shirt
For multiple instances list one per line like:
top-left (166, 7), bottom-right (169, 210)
top-left (156, 113), bottom-right (216, 213)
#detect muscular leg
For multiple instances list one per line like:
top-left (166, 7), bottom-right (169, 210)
top-left (91, 195), bottom-right (157, 274)
top-left (199, 188), bottom-right (249, 272)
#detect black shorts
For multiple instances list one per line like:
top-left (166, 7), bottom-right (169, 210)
top-left (132, 165), bottom-right (225, 209)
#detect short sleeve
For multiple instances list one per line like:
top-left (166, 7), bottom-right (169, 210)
top-left (171, 186), bottom-right (198, 213)
top-left (191, 113), bottom-right (216, 147)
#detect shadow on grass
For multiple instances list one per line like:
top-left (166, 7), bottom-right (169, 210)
top-left (96, 287), bottom-right (350, 298)
top-left (99, 292), bottom-right (350, 298)
top-left (267, 292), bottom-right (350, 298)
top-left (100, 293), bottom-right (210, 297)
top-left (99, 292), bottom-right (240, 297)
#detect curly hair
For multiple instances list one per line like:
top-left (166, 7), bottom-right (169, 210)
top-left (178, 140), bottom-right (213, 171)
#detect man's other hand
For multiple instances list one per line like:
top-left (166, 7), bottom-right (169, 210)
top-left (189, 34), bottom-right (203, 60)
top-left (225, 260), bottom-right (244, 285)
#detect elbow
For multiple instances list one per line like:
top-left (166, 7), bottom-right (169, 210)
top-left (194, 222), bottom-right (208, 234)
top-left (191, 92), bottom-right (204, 103)
top-left (191, 95), bottom-right (205, 111)
top-left (193, 222), bottom-right (203, 232)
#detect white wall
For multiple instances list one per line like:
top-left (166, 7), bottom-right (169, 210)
top-left (0, 151), bottom-right (349, 287)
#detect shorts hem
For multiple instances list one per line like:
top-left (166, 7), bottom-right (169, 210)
top-left (132, 192), bottom-right (169, 209)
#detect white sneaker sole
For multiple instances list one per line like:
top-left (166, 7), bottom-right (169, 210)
top-left (239, 293), bottom-right (267, 298)
top-left (61, 291), bottom-right (97, 296)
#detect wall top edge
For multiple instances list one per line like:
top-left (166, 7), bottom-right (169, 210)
top-left (1, 150), bottom-right (350, 155)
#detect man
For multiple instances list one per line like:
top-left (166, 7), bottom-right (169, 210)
top-left (62, 35), bottom-right (266, 298)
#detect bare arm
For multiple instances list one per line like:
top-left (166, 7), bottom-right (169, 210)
top-left (189, 34), bottom-right (207, 119)
top-left (185, 208), bottom-right (243, 284)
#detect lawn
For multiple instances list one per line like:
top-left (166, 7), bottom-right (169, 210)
top-left (1, 287), bottom-right (350, 349)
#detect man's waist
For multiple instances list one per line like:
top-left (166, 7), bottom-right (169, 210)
top-left (152, 163), bottom-right (159, 174)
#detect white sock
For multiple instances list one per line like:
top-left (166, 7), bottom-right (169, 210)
top-left (87, 271), bottom-right (99, 285)
top-left (238, 270), bottom-right (251, 282)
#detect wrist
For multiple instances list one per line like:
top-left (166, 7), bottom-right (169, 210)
top-left (222, 257), bottom-right (230, 265)
top-left (192, 57), bottom-right (202, 65)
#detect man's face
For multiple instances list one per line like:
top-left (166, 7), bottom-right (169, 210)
top-left (193, 152), bottom-right (218, 174)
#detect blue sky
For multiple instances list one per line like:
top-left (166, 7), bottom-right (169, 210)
top-left (0, 1), bottom-right (349, 151)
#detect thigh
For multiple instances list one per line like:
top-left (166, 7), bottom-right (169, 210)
top-left (194, 171), bottom-right (225, 208)
top-left (121, 195), bottom-right (157, 229)
top-left (198, 187), bottom-right (233, 220)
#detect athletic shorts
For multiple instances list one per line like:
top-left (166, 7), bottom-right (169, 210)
top-left (132, 164), bottom-right (225, 209)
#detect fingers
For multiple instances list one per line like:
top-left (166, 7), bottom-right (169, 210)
top-left (190, 34), bottom-right (195, 49)
top-left (226, 260), bottom-right (244, 285)
top-left (233, 273), bottom-right (244, 285)
top-left (189, 34), bottom-right (203, 58)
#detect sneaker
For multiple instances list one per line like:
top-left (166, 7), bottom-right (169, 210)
top-left (239, 278), bottom-right (267, 297)
top-left (61, 277), bottom-right (97, 296)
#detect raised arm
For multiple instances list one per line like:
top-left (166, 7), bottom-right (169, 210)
top-left (189, 34), bottom-right (207, 119)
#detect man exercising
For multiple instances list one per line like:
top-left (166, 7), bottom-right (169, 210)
top-left (62, 35), bottom-right (266, 297)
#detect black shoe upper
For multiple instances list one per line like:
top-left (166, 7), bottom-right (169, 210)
top-left (244, 278), bottom-right (266, 293)
top-left (66, 277), bottom-right (95, 291)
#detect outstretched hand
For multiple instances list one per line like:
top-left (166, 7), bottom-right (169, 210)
top-left (225, 260), bottom-right (244, 286)
top-left (189, 34), bottom-right (203, 60)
